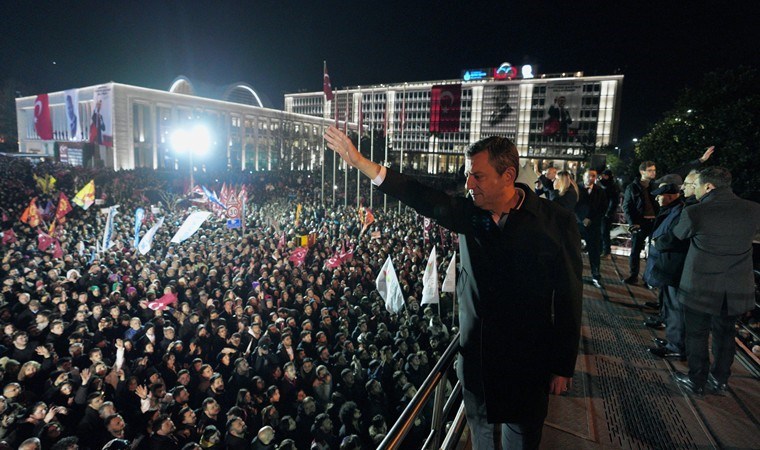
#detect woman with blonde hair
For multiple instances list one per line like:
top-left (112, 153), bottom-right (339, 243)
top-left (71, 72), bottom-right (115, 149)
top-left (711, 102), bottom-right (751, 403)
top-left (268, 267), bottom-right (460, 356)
top-left (552, 170), bottom-right (579, 211)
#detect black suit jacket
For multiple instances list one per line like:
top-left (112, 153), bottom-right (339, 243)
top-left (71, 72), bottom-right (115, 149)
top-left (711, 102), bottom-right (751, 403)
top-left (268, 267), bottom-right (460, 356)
top-left (378, 169), bottom-right (583, 423)
top-left (575, 184), bottom-right (607, 223)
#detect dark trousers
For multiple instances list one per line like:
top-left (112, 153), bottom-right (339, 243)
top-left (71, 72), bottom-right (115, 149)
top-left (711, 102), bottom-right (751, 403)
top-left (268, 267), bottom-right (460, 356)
top-left (662, 286), bottom-right (685, 352)
top-left (581, 220), bottom-right (602, 278)
top-left (683, 300), bottom-right (738, 387)
top-left (601, 216), bottom-right (614, 255)
top-left (628, 220), bottom-right (653, 278)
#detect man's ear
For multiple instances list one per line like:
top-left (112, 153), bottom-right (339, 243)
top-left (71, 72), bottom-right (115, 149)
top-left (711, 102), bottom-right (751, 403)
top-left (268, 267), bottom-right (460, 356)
top-left (502, 167), bottom-right (517, 183)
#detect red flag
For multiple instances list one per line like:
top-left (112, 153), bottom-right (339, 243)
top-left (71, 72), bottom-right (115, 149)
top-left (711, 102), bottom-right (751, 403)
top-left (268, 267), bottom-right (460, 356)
top-left (148, 291), bottom-right (178, 311)
top-left (34, 94), bottom-right (54, 140)
top-left (52, 240), bottom-right (63, 259)
top-left (323, 61), bottom-right (334, 101)
top-left (430, 84), bottom-right (462, 133)
top-left (38, 232), bottom-right (55, 251)
top-left (56, 192), bottom-right (73, 220)
top-left (20, 197), bottom-right (41, 228)
top-left (288, 247), bottom-right (308, 267)
top-left (2, 229), bottom-right (17, 245)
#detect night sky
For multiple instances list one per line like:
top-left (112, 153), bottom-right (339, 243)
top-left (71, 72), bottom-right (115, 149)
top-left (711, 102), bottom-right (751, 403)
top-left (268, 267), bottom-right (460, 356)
top-left (2, 0), bottom-right (756, 146)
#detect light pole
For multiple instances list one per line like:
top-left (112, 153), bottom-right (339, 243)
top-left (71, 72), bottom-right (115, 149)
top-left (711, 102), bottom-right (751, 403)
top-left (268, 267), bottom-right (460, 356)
top-left (172, 125), bottom-right (211, 191)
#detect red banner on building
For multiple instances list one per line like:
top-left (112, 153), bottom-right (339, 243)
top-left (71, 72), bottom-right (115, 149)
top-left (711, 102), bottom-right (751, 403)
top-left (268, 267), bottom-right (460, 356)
top-left (430, 84), bottom-right (462, 133)
top-left (34, 94), bottom-right (54, 140)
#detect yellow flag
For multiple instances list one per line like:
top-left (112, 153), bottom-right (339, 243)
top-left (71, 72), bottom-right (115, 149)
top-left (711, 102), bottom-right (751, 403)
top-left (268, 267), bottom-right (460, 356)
top-left (73, 180), bottom-right (96, 210)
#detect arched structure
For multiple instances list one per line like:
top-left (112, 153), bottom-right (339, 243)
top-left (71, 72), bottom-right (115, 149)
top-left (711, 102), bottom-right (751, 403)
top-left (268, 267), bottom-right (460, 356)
top-left (222, 83), bottom-right (264, 107)
top-left (169, 76), bottom-right (195, 96)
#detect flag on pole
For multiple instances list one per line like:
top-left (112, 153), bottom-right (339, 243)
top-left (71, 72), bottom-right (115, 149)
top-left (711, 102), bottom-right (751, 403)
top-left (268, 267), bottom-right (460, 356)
top-left (441, 252), bottom-right (457, 293)
top-left (38, 232), bottom-right (55, 251)
top-left (323, 61), bottom-right (334, 101)
top-left (359, 207), bottom-right (375, 236)
top-left (170, 211), bottom-right (211, 244)
top-left (148, 290), bottom-right (178, 311)
top-left (33, 94), bottom-right (54, 140)
top-left (138, 217), bottom-right (164, 255)
top-left (55, 192), bottom-right (73, 220)
top-left (295, 203), bottom-right (302, 226)
top-left (133, 208), bottom-right (145, 247)
top-left (101, 205), bottom-right (119, 251)
top-left (1, 229), bottom-right (17, 245)
top-left (288, 247), bottom-right (308, 267)
top-left (376, 255), bottom-right (404, 313)
top-left (20, 197), bottom-right (41, 227)
top-left (34, 174), bottom-right (57, 194)
top-left (421, 246), bottom-right (439, 305)
top-left (52, 239), bottom-right (63, 259)
top-left (73, 180), bottom-right (95, 210)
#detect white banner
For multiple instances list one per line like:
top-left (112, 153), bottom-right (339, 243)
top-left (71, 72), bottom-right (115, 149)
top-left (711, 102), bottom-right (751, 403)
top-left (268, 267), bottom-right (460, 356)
top-left (170, 212), bottom-right (211, 244)
top-left (101, 205), bottom-right (119, 251)
top-left (64, 89), bottom-right (81, 141)
top-left (376, 255), bottom-right (404, 313)
top-left (421, 246), bottom-right (439, 305)
top-left (441, 252), bottom-right (457, 293)
top-left (90, 84), bottom-right (114, 147)
top-left (138, 217), bottom-right (165, 255)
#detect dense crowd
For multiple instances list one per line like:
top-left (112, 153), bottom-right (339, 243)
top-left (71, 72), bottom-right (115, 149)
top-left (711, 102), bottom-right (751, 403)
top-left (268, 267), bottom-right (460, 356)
top-left (0, 156), bottom-right (459, 450)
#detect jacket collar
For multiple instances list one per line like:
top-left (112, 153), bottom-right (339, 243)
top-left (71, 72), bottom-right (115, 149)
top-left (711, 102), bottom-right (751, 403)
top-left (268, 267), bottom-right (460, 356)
top-left (515, 183), bottom-right (540, 216)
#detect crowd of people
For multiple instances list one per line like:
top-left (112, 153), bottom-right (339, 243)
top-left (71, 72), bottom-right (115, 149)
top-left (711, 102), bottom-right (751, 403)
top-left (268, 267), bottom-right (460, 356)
top-left (0, 155), bottom-right (459, 450)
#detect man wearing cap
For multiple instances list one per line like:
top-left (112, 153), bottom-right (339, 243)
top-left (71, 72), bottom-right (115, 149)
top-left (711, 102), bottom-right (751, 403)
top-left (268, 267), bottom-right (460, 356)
top-left (672, 166), bottom-right (760, 394)
top-left (642, 180), bottom-right (688, 359)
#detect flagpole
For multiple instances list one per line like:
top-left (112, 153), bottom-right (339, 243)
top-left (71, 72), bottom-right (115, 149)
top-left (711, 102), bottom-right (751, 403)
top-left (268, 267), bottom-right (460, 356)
top-left (369, 87), bottom-right (375, 210)
top-left (332, 90), bottom-right (338, 207)
top-left (343, 87), bottom-right (349, 209)
top-left (383, 90), bottom-right (389, 212)
top-left (356, 89), bottom-right (361, 210)
top-left (321, 63), bottom-right (327, 205)
top-left (398, 83), bottom-right (406, 214)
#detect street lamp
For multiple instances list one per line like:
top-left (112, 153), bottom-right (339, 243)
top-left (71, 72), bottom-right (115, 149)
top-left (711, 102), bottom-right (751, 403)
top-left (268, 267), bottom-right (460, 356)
top-left (171, 124), bottom-right (211, 190)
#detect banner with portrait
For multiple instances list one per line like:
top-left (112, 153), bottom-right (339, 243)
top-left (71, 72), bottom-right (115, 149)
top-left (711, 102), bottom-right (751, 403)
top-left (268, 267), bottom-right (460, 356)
top-left (64, 89), bottom-right (82, 141)
top-left (89, 84), bottom-right (114, 147)
top-left (542, 82), bottom-right (583, 138)
top-left (481, 83), bottom-right (519, 137)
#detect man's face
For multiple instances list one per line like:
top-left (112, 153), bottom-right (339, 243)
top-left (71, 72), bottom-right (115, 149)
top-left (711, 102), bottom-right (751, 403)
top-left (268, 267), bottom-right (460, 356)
top-left (583, 170), bottom-right (597, 187)
top-left (695, 175), bottom-right (711, 200)
top-left (546, 167), bottom-right (557, 181)
top-left (465, 151), bottom-right (511, 212)
top-left (641, 165), bottom-right (656, 181)
top-left (657, 191), bottom-right (679, 207)
top-left (108, 415), bottom-right (126, 436)
top-left (682, 174), bottom-right (698, 198)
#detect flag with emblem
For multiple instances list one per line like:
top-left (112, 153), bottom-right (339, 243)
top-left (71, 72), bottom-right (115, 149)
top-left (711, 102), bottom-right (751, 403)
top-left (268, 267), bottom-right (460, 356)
top-left (73, 180), bottom-right (95, 210)
top-left (20, 197), bottom-right (41, 227)
top-left (376, 255), bottom-right (404, 313)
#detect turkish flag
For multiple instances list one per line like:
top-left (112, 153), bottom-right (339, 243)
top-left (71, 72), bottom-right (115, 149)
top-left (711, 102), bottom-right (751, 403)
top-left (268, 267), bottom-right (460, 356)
top-left (34, 94), bottom-right (54, 140)
top-left (430, 85), bottom-right (462, 133)
top-left (323, 62), bottom-right (334, 101)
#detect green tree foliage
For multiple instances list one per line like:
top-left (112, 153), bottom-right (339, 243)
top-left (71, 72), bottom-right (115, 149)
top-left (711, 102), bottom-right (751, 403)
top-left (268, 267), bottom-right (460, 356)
top-left (636, 67), bottom-right (760, 200)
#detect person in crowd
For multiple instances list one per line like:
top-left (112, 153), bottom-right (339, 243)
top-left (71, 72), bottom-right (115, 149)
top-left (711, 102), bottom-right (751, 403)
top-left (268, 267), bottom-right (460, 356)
top-left (549, 170), bottom-right (579, 212)
top-left (325, 126), bottom-right (582, 450)
top-left (575, 169), bottom-right (606, 288)
top-left (622, 161), bottom-right (658, 285)
top-left (533, 163), bottom-right (557, 200)
top-left (598, 169), bottom-right (620, 259)
top-left (672, 167), bottom-right (760, 394)
top-left (641, 180), bottom-right (688, 359)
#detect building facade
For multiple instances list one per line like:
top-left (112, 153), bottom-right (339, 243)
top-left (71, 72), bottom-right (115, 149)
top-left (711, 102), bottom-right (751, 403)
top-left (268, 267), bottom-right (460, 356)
top-left (15, 77), bottom-right (332, 172)
top-left (285, 71), bottom-right (623, 176)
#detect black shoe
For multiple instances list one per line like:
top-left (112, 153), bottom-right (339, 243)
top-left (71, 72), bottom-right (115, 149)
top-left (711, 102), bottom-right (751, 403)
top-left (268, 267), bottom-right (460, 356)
top-left (652, 337), bottom-right (669, 347)
top-left (644, 301), bottom-right (662, 309)
top-left (592, 278), bottom-right (602, 288)
top-left (648, 346), bottom-right (684, 359)
top-left (622, 276), bottom-right (639, 285)
top-left (707, 374), bottom-right (728, 393)
top-left (674, 372), bottom-right (704, 395)
top-left (644, 320), bottom-right (665, 329)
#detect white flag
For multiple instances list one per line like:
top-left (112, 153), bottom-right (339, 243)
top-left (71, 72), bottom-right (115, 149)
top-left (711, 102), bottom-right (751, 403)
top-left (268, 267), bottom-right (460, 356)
top-left (421, 246), bottom-right (439, 305)
top-left (376, 255), bottom-right (404, 313)
top-left (441, 252), bottom-right (457, 293)
top-left (101, 205), bottom-right (119, 251)
top-left (138, 217), bottom-right (165, 255)
top-left (170, 211), bottom-right (211, 244)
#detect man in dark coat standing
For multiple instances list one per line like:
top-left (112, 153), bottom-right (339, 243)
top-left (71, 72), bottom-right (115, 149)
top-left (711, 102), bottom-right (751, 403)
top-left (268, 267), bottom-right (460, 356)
top-left (325, 126), bottom-right (583, 450)
top-left (598, 169), bottom-right (620, 258)
top-left (672, 167), bottom-right (760, 394)
top-left (622, 161), bottom-right (658, 284)
top-left (576, 169), bottom-right (607, 287)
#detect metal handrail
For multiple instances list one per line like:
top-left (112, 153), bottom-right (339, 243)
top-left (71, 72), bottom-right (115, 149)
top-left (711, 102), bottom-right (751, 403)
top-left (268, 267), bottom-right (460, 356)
top-left (378, 333), bottom-right (462, 450)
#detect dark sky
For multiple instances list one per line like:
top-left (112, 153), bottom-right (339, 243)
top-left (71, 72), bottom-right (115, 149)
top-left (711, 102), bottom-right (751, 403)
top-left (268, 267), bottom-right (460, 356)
top-left (2, 0), bottom-right (756, 145)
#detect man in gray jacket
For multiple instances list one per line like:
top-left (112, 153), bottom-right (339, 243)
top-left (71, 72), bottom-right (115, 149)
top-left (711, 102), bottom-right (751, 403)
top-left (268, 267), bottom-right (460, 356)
top-left (672, 167), bottom-right (760, 394)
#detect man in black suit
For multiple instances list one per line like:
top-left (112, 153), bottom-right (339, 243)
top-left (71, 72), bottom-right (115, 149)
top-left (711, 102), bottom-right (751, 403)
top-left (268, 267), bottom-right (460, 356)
top-left (576, 169), bottom-right (607, 287)
top-left (672, 167), bottom-right (760, 394)
top-left (325, 126), bottom-right (582, 450)
top-left (622, 161), bottom-right (658, 284)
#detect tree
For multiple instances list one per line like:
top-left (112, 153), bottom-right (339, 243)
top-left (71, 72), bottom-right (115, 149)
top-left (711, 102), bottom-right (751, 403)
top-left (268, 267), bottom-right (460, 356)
top-left (636, 67), bottom-right (760, 200)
